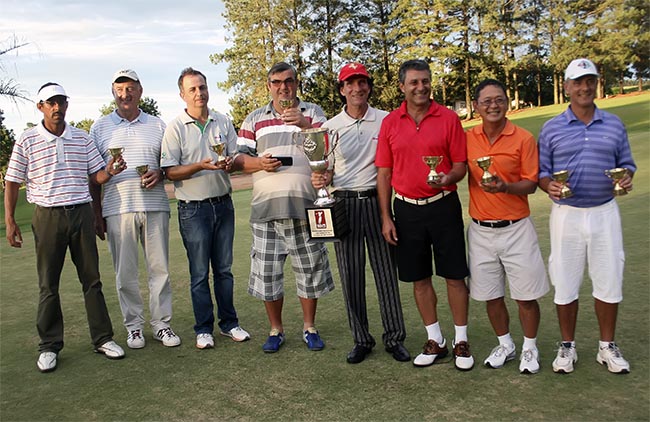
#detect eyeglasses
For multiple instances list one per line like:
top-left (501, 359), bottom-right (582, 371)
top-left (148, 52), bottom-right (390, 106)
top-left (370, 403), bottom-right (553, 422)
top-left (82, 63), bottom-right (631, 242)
top-left (478, 98), bottom-right (507, 107)
top-left (269, 78), bottom-right (296, 87)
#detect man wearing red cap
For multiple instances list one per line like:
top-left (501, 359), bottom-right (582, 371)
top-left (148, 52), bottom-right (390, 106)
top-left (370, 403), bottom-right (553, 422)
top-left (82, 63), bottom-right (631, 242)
top-left (311, 62), bottom-right (409, 364)
top-left (4, 82), bottom-right (126, 372)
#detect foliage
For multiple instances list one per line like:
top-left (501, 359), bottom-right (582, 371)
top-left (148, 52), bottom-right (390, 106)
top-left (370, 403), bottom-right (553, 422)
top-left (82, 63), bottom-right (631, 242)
top-left (213, 0), bottom-right (648, 126)
top-left (70, 118), bottom-right (94, 133)
top-left (0, 109), bottom-right (16, 176)
top-left (0, 35), bottom-right (31, 104)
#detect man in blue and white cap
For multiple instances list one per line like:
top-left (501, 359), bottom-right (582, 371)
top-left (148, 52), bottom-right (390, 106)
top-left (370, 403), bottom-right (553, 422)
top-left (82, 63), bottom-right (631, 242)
top-left (4, 82), bottom-right (126, 372)
top-left (538, 58), bottom-right (636, 374)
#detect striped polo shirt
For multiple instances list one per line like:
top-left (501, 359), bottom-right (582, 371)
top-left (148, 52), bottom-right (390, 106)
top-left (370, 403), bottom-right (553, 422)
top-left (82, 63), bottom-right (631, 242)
top-left (539, 106), bottom-right (637, 207)
top-left (5, 122), bottom-right (104, 207)
top-left (90, 110), bottom-right (170, 217)
top-left (327, 106), bottom-right (388, 191)
top-left (237, 100), bottom-right (326, 223)
top-left (161, 109), bottom-right (236, 201)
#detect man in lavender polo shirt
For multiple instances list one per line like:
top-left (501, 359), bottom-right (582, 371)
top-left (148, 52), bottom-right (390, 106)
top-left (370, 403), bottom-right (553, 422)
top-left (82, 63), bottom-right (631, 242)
top-left (539, 58), bottom-right (636, 375)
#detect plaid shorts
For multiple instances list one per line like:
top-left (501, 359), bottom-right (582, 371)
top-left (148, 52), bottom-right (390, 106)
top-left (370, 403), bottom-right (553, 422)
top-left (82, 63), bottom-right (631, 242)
top-left (248, 219), bottom-right (334, 301)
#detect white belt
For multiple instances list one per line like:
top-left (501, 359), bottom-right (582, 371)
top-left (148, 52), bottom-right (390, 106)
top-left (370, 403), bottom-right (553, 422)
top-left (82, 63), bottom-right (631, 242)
top-left (395, 191), bottom-right (450, 205)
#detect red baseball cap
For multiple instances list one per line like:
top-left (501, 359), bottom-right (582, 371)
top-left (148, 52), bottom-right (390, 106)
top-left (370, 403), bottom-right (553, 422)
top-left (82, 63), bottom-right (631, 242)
top-left (338, 62), bottom-right (370, 82)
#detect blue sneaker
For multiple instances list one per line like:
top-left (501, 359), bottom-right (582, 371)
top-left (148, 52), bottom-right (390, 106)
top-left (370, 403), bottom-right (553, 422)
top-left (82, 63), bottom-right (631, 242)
top-left (262, 329), bottom-right (285, 353)
top-left (303, 327), bottom-right (324, 351)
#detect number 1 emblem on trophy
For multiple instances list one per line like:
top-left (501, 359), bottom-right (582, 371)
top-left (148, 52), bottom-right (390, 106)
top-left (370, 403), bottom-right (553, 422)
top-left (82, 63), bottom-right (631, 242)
top-left (552, 170), bottom-right (573, 199)
top-left (475, 156), bottom-right (496, 185)
top-left (108, 147), bottom-right (124, 170)
top-left (423, 156), bottom-right (444, 185)
top-left (605, 168), bottom-right (628, 196)
top-left (210, 143), bottom-right (226, 162)
top-left (135, 165), bottom-right (149, 189)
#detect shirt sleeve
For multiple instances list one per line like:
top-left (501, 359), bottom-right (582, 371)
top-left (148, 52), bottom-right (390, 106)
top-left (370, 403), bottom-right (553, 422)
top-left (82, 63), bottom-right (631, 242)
top-left (161, 122), bottom-right (183, 167)
top-left (374, 116), bottom-right (393, 168)
top-left (4, 135), bottom-right (28, 183)
top-left (237, 114), bottom-right (258, 157)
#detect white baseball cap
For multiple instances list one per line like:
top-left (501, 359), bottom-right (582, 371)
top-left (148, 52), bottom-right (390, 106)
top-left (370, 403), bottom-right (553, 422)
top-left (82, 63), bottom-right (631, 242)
top-left (565, 58), bottom-right (599, 80)
top-left (112, 69), bottom-right (140, 83)
top-left (37, 84), bottom-right (68, 102)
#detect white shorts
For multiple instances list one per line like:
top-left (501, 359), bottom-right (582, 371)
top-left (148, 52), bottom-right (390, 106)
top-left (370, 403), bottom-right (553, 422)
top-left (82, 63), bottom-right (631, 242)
top-left (548, 200), bottom-right (624, 305)
top-left (468, 217), bottom-right (549, 301)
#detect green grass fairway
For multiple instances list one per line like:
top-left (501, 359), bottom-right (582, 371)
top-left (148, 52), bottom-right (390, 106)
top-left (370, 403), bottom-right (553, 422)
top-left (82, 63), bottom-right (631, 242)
top-left (1, 93), bottom-right (648, 421)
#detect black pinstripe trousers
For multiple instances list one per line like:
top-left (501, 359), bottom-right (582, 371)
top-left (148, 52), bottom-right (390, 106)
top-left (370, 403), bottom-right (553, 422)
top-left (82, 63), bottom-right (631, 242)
top-left (334, 195), bottom-right (407, 349)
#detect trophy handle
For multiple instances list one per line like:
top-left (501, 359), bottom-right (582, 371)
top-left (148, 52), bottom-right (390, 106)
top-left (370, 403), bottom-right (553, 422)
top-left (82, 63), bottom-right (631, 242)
top-left (325, 128), bottom-right (339, 159)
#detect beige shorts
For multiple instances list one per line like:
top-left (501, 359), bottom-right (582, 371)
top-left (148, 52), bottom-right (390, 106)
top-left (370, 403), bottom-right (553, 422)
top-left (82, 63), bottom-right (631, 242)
top-left (468, 217), bottom-right (549, 301)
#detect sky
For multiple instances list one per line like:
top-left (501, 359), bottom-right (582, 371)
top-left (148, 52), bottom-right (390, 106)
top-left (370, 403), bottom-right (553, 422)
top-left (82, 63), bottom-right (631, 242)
top-left (0, 0), bottom-right (234, 135)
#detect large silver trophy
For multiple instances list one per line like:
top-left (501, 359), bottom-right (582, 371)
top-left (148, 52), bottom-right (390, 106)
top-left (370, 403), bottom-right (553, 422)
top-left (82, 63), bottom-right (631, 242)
top-left (293, 127), bottom-right (349, 241)
top-left (293, 127), bottom-right (339, 206)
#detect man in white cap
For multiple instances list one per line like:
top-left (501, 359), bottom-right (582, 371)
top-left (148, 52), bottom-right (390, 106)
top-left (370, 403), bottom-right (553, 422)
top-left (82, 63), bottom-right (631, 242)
top-left (311, 62), bottom-right (408, 364)
top-left (4, 82), bottom-right (126, 372)
top-left (539, 58), bottom-right (636, 374)
top-left (89, 69), bottom-right (180, 349)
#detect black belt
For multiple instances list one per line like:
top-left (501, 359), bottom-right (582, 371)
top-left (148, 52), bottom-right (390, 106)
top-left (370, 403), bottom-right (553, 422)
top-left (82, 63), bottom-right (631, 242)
top-left (182, 194), bottom-right (230, 204)
top-left (472, 218), bottom-right (522, 228)
top-left (333, 189), bottom-right (377, 199)
top-left (44, 203), bottom-right (89, 211)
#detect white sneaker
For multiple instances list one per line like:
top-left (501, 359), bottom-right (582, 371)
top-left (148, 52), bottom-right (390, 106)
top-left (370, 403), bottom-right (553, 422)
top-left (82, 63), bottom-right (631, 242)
top-left (220, 326), bottom-right (251, 342)
top-left (519, 348), bottom-right (540, 374)
top-left (196, 333), bottom-right (214, 349)
top-left (484, 343), bottom-right (516, 368)
top-left (94, 340), bottom-right (125, 359)
top-left (552, 342), bottom-right (577, 374)
top-left (154, 327), bottom-right (181, 347)
top-left (596, 342), bottom-right (630, 374)
top-left (37, 351), bottom-right (57, 373)
top-left (127, 329), bottom-right (145, 349)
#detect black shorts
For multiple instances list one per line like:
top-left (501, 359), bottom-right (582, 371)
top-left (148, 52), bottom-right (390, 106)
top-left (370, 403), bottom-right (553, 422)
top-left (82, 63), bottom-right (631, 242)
top-left (393, 191), bottom-right (469, 282)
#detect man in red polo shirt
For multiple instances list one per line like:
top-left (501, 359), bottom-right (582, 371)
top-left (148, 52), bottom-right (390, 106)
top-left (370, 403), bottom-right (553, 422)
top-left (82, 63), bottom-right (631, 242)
top-left (376, 60), bottom-right (473, 370)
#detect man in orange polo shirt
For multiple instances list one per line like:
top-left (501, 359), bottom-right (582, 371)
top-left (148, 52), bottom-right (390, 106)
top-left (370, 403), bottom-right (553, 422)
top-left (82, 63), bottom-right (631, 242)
top-left (466, 79), bottom-right (549, 374)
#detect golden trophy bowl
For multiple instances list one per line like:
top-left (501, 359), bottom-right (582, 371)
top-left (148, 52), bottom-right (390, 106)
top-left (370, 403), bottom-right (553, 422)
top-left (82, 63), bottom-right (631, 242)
top-left (605, 168), bottom-right (628, 196)
top-left (552, 170), bottom-right (573, 199)
top-left (108, 147), bottom-right (124, 170)
top-left (279, 99), bottom-right (293, 110)
top-left (475, 156), bottom-right (496, 185)
top-left (135, 165), bottom-right (149, 189)
top-left (210, 143), bottom-right (226, 162)
top-left (292, 127), bottom-right (340, 206)
top-left (423, 156), bottom-right (444, 185)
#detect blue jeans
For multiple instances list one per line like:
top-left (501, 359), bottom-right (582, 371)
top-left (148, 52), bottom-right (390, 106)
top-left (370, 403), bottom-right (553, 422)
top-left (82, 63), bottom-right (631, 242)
top-left (178, 196), bottom-right (239, 334)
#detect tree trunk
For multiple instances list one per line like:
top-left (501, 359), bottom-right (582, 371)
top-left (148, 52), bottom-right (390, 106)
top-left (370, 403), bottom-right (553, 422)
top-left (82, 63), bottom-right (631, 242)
top-left (504, 69), bottom-right (512, 111)
top-left (618, 74), bottom-right (624, 96)
top-left (513, 71), bottom-right (520, 110)
top-left (639, 78), bottom-right (643, 92)
top-left (536, 70), bottom-right (542, 107)
top-left (553, 73), bottom-right (559, 104)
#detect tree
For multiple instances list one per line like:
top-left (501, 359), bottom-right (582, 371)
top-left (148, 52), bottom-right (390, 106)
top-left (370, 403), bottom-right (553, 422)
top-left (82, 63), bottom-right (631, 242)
top-left (0, 109), bottom-right (16, 186)
top-left (70, 118), bottom-right (94, 133)
top-left (0, 35), bottom-right (31, 104)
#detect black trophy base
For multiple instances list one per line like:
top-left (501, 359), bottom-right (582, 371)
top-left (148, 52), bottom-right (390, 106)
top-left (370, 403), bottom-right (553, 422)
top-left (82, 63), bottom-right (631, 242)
top-left (305, 200), bottom-right (349, 241)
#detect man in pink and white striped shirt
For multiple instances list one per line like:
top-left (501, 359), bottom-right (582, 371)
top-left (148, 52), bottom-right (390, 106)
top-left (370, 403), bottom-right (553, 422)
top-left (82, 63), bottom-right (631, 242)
top-left (4, 83), bottom-right (126, 373)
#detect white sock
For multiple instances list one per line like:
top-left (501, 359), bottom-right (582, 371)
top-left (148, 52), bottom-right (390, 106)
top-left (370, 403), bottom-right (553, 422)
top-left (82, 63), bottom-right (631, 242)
top-left (425, 322), bottom-right (443, 344)
top-left (454, 325), bottom-right (468, 343)
top-left (497, 333), bottom-right (514, 347)
top-left (523, 336), bottom-right (537, 350)
top-left (599, 340), bottom-right (613, 349)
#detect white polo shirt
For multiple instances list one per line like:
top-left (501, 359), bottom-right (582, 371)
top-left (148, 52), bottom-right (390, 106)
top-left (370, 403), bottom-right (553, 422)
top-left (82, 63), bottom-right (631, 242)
top-left (327, 106), bottom-right (388, 191)
top-left (5, 122), bottom-right (104, 207)
top-left (161, 110), bottom-right (236, 201)
top-left (90, 110), bottom-right (170, 217)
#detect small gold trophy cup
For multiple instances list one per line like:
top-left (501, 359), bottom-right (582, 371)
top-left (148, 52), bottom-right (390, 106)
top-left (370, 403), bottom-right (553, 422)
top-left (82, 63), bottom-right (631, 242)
top-left (210, 143), bottom-right (226, 162)
top-left (423, 156), bottom-right (444, 185)
top-left (475, 156), bottom-right (496, 185)
top-left (135, 165), bottom-right (149, 189)
top-left (605, 168), bottom-right (628, 196)
top-left (108, 147), bottom-right (124, 170)
top-left (279, 99), bottom-right (293, 110)
top-left (553, 170), bottom-right (573, 199)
